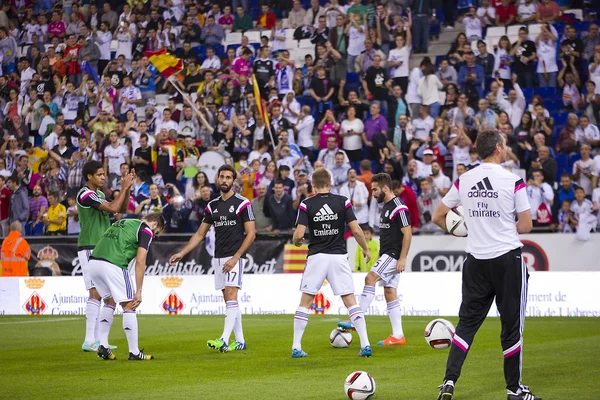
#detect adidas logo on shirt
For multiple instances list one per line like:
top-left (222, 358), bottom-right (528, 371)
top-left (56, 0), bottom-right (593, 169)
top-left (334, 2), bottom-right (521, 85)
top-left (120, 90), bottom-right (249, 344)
top-left (313, 204), bottom-right (339, 222)
top-left (468, 177), bottom-right (499, 198)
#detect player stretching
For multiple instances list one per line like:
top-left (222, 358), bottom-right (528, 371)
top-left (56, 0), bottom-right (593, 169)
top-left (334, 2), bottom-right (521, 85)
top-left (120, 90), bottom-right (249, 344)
top-left (169, 164), bottom-right (255, 352)
top-left (431, 131), bottom-right (539, 400)
top-left (338, 173), bottom-right (412, 346)
top-left (78, 161), bottom-right (135, 352)
top-left (292, 168), bottom-right (373, 358)
top-left (88, 214), bottom-right (165, 361)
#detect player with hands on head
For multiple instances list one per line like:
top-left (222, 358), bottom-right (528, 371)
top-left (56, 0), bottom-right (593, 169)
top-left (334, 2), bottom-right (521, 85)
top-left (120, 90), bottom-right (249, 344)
top-left (78, 161), bottom-right (136, 353)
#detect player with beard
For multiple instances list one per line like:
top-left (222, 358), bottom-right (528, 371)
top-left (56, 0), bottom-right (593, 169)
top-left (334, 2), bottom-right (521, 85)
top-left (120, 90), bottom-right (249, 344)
top-left (338, 173), bottom-right (412, 346)
top-left (169, 164), bottom-right (256, 352)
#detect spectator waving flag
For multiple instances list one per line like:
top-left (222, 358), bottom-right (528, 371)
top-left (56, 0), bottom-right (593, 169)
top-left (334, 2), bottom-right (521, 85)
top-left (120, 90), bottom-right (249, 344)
top-left (143, 49), bottom-right (184, 79)
top-left (81, 61), bottom-right (99, 84)
top-left (251, 74), bottom-right (276, 148)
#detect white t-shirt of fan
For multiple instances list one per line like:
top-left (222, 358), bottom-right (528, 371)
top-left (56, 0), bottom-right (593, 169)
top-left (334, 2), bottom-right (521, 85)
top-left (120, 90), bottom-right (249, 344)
top-left (536, 39), bottom-right (559, 73)
top-left (388, 46), bottom-right (410, 78)
top-left (442, 162), bottom-right (530, 260)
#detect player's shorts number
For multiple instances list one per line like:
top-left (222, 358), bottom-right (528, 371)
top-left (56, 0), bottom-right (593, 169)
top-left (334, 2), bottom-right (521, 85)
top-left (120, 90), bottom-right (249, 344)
top-left (227, 271), bottom-right (237, 282)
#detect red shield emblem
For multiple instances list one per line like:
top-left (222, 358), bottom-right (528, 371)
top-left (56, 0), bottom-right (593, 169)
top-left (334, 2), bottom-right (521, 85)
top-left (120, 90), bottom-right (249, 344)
top-left (23, 292), bottom-right (47, 315)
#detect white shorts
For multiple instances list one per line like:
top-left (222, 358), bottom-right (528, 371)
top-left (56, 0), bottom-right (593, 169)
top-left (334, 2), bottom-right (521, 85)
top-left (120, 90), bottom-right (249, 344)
top-left (212, 256), bottom-right (246, 291)
top-left (300, 253), bottom-right (354, 296)
top-left (86, 259), bottom-right (135, 304)
top-left (78, 249), bottom-right (95, 290)
top-left (371, 254), bottom-right (400, 289)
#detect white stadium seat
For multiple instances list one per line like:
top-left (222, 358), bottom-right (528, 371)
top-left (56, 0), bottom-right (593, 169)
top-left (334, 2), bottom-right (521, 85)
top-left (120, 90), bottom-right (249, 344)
top-left (285, 37), bottom-right (298, 50)
top-left (155, 94), bottom-right (170, 106)
top-left (486, 27), bottom-right (506, 38)
top-left (528, 24), bottom-right (543, 37)
top-left (298, 39), bottom-right (313, 48)
top-left (225, 32), bottom-right (242, 44)
top-left (507, 25), bottom-right (526, 36)
top-left (245, 31), bottom-right (262, 43)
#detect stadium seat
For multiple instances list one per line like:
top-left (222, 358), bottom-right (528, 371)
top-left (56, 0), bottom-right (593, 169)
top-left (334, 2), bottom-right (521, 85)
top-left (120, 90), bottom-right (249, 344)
top-left (295, 47), bottom-right (314, 63)
top-left (555, 153), bottom-right (568, 169)
top-left (507, 35), bottom-right (518, 44)
top-left (554, 113), bottom-right (569, 126)
top-left (486, 27), bottom-right (506, 38)
top-left (521, 87), bottom-right (534, 103)
top-left (544, 99), bottom-right (562, 114)
top-left (226, 43), bottom-right (241, 52)
top-left (245, 31), bottom-right (262, 43)
top-left (573, 21), bottom-right (589, 32)
top-left (284, 28), bottom-right (296, 38)
top-left (486, 36), bottom-right (502, 47)
top-left (155, 94), bottom-right (169, 106)
top-left (563, 9), bottom-right (583, 21)
top-left (569, 153), bottom-right (581, 166)
top-left (346, 72), bottom-right (360, 84)
top-left (282, 18), bottom-right (289, 28)
top-left (110, 40), bottom-right (118, 52)
top-left (225, 32), bottom-right (242, 44)
top-left (552, 126), bottom-right (562, 143)
top-left (298, 39), bottom-right (313, 48)
top-left (537, 86), bottom-right (557, 98)
top-left (507, 25), bottom-right (526, 36)
top-left (528, 24), bottom-right (543, 37)
top-left (285, 37), bottom-right (298, 49)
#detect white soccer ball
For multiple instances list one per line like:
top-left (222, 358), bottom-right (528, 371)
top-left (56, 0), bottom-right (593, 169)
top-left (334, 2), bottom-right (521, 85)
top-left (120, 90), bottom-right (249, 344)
top-left (344, 371), bottom-right (376, 400)
top-left (446, 206), bottom-right (468, 237)
top-left (330, 328), bottom-right (353, 348)
top-left (424, 318), bottom-right (456, 350)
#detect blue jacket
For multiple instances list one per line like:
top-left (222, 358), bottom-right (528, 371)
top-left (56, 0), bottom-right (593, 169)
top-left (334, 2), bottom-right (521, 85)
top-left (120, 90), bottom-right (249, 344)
top-left (457, 64), bottom-right (485, 98)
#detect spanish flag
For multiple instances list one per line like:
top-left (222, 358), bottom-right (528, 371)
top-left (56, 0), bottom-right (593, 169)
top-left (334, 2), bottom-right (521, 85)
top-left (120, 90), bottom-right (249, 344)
top-left (251, 74), bottom-right (271, 129)
top-left (144, 49), bottom-right (184, 79)
top-left (283, 244), bottom-right (308, 273)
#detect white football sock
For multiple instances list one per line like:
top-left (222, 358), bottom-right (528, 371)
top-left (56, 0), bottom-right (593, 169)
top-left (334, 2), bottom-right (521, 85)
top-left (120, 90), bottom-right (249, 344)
top-left (349, 305), bottom-right (370, 348)
top-left (123, 310), bottom-right (139, 354)
top-left (221, 301), bottom-right (238, 344)
top-left (97, 304), bottom-right (115, 348)
top-left (359, 285), bottom-right (376, 313)
top-left (233, 308), bottom-right (245, 343)
top-left (84, 298), bottom-right (100, 344)
top-left (387, 300), bottom-right (404, 338)
top-left (292, 307), bottom-right (309, 350)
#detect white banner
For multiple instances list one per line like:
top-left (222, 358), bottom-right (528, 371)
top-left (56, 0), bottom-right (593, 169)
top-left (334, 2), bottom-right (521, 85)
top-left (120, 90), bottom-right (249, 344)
top-left (4, 272), bottom-right (599, 317)
top-left (346, 233), bottom-right (600, 272)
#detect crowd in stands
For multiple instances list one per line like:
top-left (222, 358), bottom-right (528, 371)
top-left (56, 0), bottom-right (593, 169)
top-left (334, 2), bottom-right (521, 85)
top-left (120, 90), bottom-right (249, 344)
top-left (0, 0), bottom-right (598, 239)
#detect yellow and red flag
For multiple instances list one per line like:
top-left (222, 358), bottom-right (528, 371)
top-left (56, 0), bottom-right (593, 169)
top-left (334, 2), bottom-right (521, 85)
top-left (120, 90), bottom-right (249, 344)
top-left (283, 244), bottom-right (309, 273)
top-left (144, 49), bottom-right (184, 79)
top-left (251, 74), bottom-right (271, 129)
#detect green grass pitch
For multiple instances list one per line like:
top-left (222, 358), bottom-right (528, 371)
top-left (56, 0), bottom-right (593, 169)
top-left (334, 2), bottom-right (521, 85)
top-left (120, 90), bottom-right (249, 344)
top-left (0, 315), bottom-right (598, 399)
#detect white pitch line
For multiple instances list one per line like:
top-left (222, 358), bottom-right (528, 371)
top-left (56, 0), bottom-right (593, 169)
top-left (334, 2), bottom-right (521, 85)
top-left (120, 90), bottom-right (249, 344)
top-left (0, 317), bottom-right (78, 325)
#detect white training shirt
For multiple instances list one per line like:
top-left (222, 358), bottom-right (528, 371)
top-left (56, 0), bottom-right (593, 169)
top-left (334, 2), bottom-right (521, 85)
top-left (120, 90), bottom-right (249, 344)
top-left (442, 163), bottom-right (531, 260)
top-left (104, 144), bottom-right (130, 175)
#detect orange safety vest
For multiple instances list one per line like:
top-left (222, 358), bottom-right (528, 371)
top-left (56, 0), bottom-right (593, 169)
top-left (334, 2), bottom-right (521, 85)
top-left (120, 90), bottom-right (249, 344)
top-left (1, 231), bottom-right (31, 277)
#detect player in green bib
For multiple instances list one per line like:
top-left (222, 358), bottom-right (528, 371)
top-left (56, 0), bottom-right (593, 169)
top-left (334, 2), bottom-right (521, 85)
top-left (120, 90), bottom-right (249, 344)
top-left (77, 161), bottom-right (135, 352)
top-left (88, 214), bottom-right (165, 361)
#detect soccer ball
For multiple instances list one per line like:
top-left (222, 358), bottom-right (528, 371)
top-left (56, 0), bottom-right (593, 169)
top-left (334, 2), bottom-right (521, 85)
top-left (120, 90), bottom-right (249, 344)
top-left (344, 371), bottom-right (376, 400)
top-left (330, 328), bottom-right (352, 348)
top-left (446, 206), bottom-right (468, 237)
top-left (424, 318), bottom-right (456, 350)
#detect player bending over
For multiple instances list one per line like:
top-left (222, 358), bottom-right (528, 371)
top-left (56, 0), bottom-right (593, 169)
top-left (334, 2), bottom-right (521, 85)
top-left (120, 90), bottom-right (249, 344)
top-left (169, 164), bottom-right (256, 352)
top-left (338, 173), bottom-right (412, 346)
top-left (78, 160), bottom-right (135, 352)
top-left (88, 214), bottom-right (165, 361)
top-left (292, 168), bottom-right (373, 358)
top-left (431, 131), bottom-right (539, 400)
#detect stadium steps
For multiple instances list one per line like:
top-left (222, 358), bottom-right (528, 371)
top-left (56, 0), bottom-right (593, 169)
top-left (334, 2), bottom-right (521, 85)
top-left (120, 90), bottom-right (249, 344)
top-left (409, 22), bottom-right (464, 70)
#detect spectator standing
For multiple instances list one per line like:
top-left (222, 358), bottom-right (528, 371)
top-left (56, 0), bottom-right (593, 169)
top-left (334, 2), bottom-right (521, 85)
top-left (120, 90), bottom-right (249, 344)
top-left (0, 175), bottom-right (10, 236)
top-left (0, 221), bottom-right (30, 276)
top-left (67, 195), bottom-right (80, 235)
top-left (43, 192), bottom-right (67, 235)
top-left (104, 131), bottom-right (130, 187)
top-left (418, 63), bottom-right (444, 118)
top-left (510, 27), bottom-right (537, 88)
top-left (496, 76), bottom-right (526, 130)
top-left (411, 0), bottom-right (435, 54)
top-left (251, 184), bottom-right (273, 232)
top-left (572, 144), bottom-right (598, 196)
top-left (535, 25), bottom-right (559, 87)
top-left (264, 180), bottom-right (295, 233)
top-left (339, 168), bottom-right (369, 224)
top-left (417, 178), bottom-right (443, 232)
top-left (387, 19), bottom-right (412, 94)
top-left (288, 1), bottom-right (307, 29)
top-left (341, 106), bottom-right (365, 168)
top-left (7, 175), bottom-right (29, 235)
top-left (527, 169), bottom-right (554, 225)
top-left (304, 0), bottom-right (327, 28)
top-left (495, 0), bottom-right (516, 26)
top-left (575, 115), bottom-right (600, 150)
top-left (331, 152), bottom-right (351, 193)
top-left (345, 13), bottom-right (366, 73)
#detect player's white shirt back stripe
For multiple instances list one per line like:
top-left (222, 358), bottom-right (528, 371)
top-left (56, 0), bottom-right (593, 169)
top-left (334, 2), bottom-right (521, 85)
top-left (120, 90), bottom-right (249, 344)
top-left (442, 163), bottom-right (531, 260)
